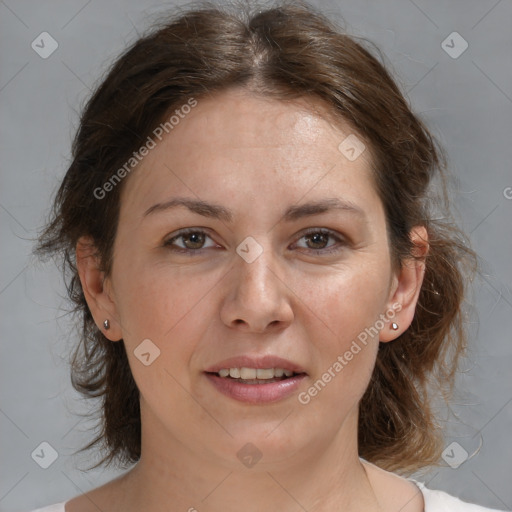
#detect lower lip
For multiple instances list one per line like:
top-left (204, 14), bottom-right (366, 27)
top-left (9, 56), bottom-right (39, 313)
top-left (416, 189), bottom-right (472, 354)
top-left (205, 372), bottom-right (307, 404)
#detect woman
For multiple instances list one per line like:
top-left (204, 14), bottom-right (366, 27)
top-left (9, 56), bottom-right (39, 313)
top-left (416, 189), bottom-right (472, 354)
top-left (31, 1), bottom-right (504, 511)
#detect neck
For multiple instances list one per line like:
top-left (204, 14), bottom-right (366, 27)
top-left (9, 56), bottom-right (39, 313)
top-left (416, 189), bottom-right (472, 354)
top-left (117, 401), bottom-right (382, 512)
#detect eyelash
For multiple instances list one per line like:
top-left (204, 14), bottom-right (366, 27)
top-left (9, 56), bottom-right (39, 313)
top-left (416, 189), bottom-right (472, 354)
top-left (163, 227), bottom-right (347, 256)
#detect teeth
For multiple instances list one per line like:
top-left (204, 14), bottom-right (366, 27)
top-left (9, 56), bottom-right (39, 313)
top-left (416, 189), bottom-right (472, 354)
top-left (229, 368), bottom-right (240, 378)
top-left (216, 367), bottom-right (298, 379)
top-left (240, 367), bottom-right (256, 379)
top-left (256, 368), bottom-right (274, 379)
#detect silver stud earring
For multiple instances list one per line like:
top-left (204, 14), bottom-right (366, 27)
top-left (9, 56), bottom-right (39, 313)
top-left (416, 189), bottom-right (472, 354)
top-left (391, 322), bottom-right (399, 331)
top-left (103, 319), bottom-right (110, 330)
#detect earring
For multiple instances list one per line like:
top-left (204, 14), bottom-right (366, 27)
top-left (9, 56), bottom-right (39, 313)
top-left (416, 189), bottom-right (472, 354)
top-left (391, 322), bottom-right (399, 331)
top-left (103, 319), bottom-right (110, 330)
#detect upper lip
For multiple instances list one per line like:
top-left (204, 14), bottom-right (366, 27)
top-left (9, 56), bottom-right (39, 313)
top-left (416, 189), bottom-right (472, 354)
top-left (205, 355), bottom-right (307, 374)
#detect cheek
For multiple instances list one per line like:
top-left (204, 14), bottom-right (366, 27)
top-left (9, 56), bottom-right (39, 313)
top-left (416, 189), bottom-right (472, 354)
top-left (293, 260), bottom-right (389, 406)
top-left (112, 258), bottom-right (215, 339)
top-left (296, 261), bottom-right (390, 347)
top-left (111, 259), bottom-right (226, 394)
top-left (112, 264), bottom-right (217, 413)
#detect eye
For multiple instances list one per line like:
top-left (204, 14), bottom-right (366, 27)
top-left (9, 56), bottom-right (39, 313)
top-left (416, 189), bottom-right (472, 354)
top-left (163, 227), bottom-right (347, 256)
top-left (163, 228), bottom-right (218, 253)
top-left (293, 228), bottom-right (346, 255)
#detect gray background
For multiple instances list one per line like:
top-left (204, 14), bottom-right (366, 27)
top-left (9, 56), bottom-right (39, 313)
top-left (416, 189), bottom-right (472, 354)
top-left (1, 0), bottom-right (511, 511)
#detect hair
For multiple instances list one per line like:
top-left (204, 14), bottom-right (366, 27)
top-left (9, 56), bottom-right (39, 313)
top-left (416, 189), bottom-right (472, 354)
top-left (34, 0), bottom-right (477, 474)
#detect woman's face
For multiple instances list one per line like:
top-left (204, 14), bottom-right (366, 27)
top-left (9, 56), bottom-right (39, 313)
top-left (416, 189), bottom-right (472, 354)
top-left (89, 88), bottom-right (419, 470)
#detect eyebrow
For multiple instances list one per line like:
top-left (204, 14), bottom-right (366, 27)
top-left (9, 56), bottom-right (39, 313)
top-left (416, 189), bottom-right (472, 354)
top-left (143, 196), bottom-right (366, 223)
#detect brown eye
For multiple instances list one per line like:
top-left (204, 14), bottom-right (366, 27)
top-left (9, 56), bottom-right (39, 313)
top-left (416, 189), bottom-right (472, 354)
top-left (180, 231), bottom-right (206, 250)
top-left (294, 228), bottom-right (346, 255)
top-left (164, 229), bottom-right (216, 253)
top-left (304, 231), bottom-right (330, 250)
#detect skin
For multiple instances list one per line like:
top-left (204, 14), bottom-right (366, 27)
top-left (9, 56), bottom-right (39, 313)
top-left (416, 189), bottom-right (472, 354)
top-left (73, 87), bottom-right (428, 512)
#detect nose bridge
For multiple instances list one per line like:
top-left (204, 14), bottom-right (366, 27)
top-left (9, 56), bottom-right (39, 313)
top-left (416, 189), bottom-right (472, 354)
top-left (220, 234), bottom-right (293, 331)
top-left (234, 235), bottom-right (278, 301)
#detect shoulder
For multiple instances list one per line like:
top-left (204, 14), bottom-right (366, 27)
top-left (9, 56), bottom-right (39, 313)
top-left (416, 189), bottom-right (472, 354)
top-left (360, 457), bottom-right (504, 512)
top-left (27, 502), bottom-right (66, 512)
top-left (412, 480), bottom-right (506, 512)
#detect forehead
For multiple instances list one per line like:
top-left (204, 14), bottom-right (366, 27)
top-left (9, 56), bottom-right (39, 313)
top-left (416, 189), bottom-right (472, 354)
top-left (168, 88), bottom-right (368, 151)
top-left (119, 88), bottom-right (378, 219)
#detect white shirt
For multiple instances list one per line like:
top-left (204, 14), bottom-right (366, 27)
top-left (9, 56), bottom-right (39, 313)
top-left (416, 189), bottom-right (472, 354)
top-left (413, 480), bottom-right (505, 511)
top-left (27, 481), bottom-right (505, 511)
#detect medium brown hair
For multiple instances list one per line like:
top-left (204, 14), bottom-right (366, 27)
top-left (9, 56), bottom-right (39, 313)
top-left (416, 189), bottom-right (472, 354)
top-left (35, 0), bottom-right (477, 473)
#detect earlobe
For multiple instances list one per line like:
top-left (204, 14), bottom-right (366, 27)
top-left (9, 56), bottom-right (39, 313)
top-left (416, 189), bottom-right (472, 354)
top-left (76, 236), bottom-right (122, 341)
top-left (380, 226), bottom-right (429, 342)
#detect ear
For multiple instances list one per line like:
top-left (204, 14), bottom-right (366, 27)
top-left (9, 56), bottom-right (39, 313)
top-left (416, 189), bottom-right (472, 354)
top-left (76, 236), bottom-right (122, 342)
top-left (380, 226), bottom-right (429, 342)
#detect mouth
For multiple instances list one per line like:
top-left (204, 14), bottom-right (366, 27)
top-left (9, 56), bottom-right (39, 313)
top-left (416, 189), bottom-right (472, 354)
top-left (204, 365), bottom-right (308, 404)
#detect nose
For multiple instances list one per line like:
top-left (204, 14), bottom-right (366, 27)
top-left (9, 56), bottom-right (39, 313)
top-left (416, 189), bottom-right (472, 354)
top-left (219, 245), bottom-right (294, 333)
